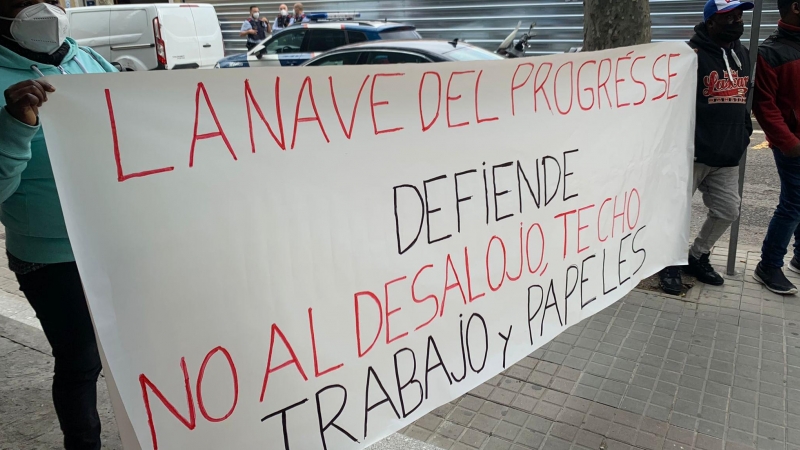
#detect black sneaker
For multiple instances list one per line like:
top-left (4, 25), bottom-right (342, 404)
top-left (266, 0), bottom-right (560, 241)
top-left (789, 256), bottom-right (800, 275)
top-left (685, 253), bottom-right (724, 286)
top-left (659, 266), bottom-right (683, 295)
top-left (754, 262), bottom-right (798, 295)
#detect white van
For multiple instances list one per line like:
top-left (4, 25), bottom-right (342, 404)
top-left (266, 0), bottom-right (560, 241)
top-left (66, 4), bottom-right (224, 71)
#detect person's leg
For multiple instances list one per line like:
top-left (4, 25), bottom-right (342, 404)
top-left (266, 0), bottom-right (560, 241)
top-left (16, 262), bottom-right (102, 450)
top-left (762, 149), bottom-right (800, 268)
top-left (691, 163), bottom-right (711, 194)
top-left (689, 166), bottom-right (741, 259)
top-left (755, 149), bottom-right (800, 293)
top-left (660, 163), bottom-right (711, 294)
top-left (682, 165), bottom-right (740, 285)
top-left (791, 222), bottom-right (800, 272)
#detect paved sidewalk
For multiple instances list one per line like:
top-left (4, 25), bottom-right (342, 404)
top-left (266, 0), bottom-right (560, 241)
top-left (2, 244), bottom-right (799, 450)
top-left (0, 308), bottom-right (442, 450)
top-left (0, 309), bottom-right (122, 449)
top-left (399, 246), bottom-right (800, 450)
top-left (0, 233), bottom-right (438, 449)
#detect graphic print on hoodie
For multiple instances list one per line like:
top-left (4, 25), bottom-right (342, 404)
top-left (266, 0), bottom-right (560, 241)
top-left (703, 67), bottom-right (749, 104)
top-left (689, 22), bottom-right (753, 167)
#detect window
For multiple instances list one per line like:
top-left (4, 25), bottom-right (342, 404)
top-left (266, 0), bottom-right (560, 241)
top-left (364, 51), bottom-right (429, 65)
top-left (307, 52), bottom-right (361, 66)
top-left (347, 31), bottom-right (368, 44)
top-left (379, 29), bottom-right (422, 40)
top-left (265, 29), bottom-right (307, 54)
top-left (307, 29), bottom-right (347, 52)
top-left (444, 47), bottom-right (505, 61)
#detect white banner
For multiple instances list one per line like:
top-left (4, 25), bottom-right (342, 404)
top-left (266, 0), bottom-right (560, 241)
top-left (40, 42), bottom-right (696, 450)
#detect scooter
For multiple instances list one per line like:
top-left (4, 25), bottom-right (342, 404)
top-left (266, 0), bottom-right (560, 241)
top-left (496, 21), bottom-right (536, 58)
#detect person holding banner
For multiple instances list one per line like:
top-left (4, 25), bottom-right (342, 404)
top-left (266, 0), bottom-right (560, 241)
top-left (0, 0), bottom-right (117, 448)
top-left (659, 0), bottom-right (754, 295)
top-left (752, 0), bottom-right (800, 294)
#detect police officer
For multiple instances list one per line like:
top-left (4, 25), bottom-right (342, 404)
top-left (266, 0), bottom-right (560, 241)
top-left (273, 4), bottom-right (294, 31)
top-left (240, 5), bottom-right (271, 58)
top-left (293, 2), bottom-right (309, 23)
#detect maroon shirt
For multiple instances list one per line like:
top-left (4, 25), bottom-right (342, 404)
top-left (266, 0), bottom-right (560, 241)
top-left (754, 20), bottom-right (800, 153)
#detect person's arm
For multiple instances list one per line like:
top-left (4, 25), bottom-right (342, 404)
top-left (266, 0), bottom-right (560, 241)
top-left (0, 80), bottom-right (54, 203)
top-left (0, 108), bottom-right (34, 203)
top-left (239, 20), bottom-right (254, 37)
top-left (753, 52), bottom-right (800, 155)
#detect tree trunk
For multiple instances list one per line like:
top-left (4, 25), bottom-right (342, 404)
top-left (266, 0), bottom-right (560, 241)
top-left (583, 0), bottom-right (652, 51)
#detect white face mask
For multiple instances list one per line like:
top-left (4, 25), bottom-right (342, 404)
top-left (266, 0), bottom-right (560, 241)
top-left (280, 9), bottom-right (288, 16)
top-left (252, 12), bottom-right (259, 19)
top-left (0, 3), bottom-right (69, 55)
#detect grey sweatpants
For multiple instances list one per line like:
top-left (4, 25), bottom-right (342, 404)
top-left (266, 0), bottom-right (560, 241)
top-left (689, 163), bottom-right (741, 258)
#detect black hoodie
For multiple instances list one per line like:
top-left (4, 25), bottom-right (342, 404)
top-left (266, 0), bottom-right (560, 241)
top-left (688, 23), bottom-right (753, 167)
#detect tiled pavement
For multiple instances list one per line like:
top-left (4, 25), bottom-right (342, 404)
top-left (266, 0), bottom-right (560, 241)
top-left (400, 246), bottom-right (800, 450)
top-left (3, 239), bottom-right (800, 450)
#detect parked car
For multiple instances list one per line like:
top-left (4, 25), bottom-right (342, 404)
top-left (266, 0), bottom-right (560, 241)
top-left (66, 4), bottom-right (224, 71)
top-left (301, 39), bottom-right (504, 66)
top-left (214, 14), bottom-right (421, 69)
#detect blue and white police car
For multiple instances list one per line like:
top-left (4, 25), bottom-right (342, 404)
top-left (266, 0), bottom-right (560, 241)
top-left (214, 13), bottom-right (421, 69)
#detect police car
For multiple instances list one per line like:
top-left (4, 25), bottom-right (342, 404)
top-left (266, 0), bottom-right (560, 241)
top-left (215, 13), bottom-right (421, 69)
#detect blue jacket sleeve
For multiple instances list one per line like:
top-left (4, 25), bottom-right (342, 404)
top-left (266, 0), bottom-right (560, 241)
top-left (0, 107), bottom-right (36, 203)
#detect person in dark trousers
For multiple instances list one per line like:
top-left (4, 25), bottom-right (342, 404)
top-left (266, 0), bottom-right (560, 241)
top-left (752, 0), bottom-right (800, 294)
top-left (0, 0), bottom-right (117, 448)
top-left (659, 0), bottom-right (754, 295)
top-left (239, 5), bottom-right (271, 58)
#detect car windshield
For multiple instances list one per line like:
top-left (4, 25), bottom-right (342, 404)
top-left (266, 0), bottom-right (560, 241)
top-left (265, 29), bottom-right (307, 54)
top-left (380, 29), bottom-right (422, 40)
top-left (444, 46), bottom-right (505, 61)
top-left (247, 34), bottom-right (273, 55)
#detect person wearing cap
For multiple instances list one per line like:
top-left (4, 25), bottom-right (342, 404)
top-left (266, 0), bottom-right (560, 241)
top-left (659, 0), bottom-right (754, 295)
top-left (273, 3), bottom-right (294, 31)
top-left (751, 0), bottom-right (800, 294)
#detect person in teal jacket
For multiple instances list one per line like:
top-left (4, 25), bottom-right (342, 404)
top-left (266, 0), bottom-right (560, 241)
top-left (1, 0), bottom-right (116, 448)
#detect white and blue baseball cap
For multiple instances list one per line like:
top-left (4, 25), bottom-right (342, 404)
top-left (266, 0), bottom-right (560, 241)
top-left (703, 0), bottom-right (755, 22)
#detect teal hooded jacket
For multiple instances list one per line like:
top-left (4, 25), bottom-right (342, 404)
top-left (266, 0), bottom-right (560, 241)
top-left (0, 38), bottom-right (117, 264)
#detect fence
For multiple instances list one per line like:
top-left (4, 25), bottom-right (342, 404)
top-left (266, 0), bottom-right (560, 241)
top-left (205, 0), bottom-right (781, 56)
